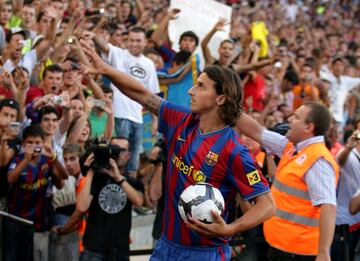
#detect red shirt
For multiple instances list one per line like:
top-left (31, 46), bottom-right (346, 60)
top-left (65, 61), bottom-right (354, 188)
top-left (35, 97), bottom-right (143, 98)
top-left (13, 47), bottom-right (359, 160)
top-left (26, 86), bottom-right (44, 105)
top-left (0, 86), bottom-right (13, 99)
top-left (244, 74), bottom-right (265, 112)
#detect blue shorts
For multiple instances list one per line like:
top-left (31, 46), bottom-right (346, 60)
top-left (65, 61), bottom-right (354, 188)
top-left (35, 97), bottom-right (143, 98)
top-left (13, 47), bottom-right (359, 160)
top-left (150, 235), bottom-right (231, 261)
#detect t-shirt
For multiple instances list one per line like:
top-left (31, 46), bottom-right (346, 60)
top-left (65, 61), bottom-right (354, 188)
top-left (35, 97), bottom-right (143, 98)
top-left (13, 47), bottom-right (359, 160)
top-left (25, 86), bottom-right (44, 105)
top-left (3, 49), bottom-right (37, 75)
top-left (89, 109), bottom-right (114, 139)
top-left (159, 100), bottom-right (270, 246)
top-left (7, 154), bottom-right (54, 231)
top-left (83, 174), bottom-right (144, 254)
top-left (102, 44), bottom-right (160, 123)
top-left (244, 74), bottom-right (265, 112)
top-left (0, 137), bottom-right (21, 196)
top-left (292, 83), bottom-right (319, 110)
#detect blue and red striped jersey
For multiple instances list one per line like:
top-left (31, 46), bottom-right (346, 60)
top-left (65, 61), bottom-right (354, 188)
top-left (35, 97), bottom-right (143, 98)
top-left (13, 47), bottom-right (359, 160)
top-left (7, 154), bottom-right (54, 231)
top-left (159, 100), bottom-right (270, 247)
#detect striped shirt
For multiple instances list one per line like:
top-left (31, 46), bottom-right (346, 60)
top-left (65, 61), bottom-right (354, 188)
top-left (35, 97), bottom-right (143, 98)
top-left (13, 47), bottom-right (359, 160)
top-left (262, 130), bottom-right (337, 206)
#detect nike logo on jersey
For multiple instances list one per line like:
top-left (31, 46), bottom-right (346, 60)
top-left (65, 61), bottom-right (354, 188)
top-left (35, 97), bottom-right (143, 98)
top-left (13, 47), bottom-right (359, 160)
top-left (177, 135), bottom-right (186, 142)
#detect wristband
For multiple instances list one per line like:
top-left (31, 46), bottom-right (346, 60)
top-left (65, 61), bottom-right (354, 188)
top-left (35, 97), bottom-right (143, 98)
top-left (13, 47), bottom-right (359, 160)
top-left (118, 178), bottom-right (126, 186)
top-left (50, 153), bottom-right (57, 162)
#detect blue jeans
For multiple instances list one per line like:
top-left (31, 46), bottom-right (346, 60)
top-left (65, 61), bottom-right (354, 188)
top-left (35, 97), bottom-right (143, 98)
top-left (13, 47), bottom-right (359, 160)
top-left (79, 249), bottom-right (129, 261)
top-left (114, 118), bottom-right (143, 173)
top-left (2, 218), bottom-right (34, 261)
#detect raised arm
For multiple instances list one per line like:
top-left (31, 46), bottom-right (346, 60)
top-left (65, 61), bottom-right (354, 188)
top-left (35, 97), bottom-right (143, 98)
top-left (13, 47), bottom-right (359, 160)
top-left (201, 18), bottom-right (228, 66)
top-left (151, 8), bottom-right (180, 47)
top-left (81, 41), bottom-right (162, 115)
top-left (36, 7), bottom-right (58, 61)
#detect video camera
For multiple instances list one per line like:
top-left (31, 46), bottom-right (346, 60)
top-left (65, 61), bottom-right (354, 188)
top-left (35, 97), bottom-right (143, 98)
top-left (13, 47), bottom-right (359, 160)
top-left (81, 141), bottom-right (121, 176)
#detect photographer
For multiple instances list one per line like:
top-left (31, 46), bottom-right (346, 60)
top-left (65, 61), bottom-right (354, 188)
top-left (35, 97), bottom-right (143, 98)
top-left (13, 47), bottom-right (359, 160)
top-left (292, 63), bottom-right (319, 111)
top-left (76, 137), bottom-right (144, 261)
top-left (331, 130), bottom-right (360, 261)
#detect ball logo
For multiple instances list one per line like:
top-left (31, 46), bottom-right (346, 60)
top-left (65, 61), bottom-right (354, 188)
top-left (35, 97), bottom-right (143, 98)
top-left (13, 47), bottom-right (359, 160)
top-left (99, 184), bottom-right (127, 214)
top-left (193, 170), bottom-right (206, 183)
top-left (130, 66), bottom-right (146, 79)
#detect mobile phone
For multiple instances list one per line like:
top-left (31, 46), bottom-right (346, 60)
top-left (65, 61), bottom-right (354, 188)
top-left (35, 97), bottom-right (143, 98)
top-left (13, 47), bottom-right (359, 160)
top-left (85, 8), bottom-right (105, 17)
top-left (71, 62), bottom-right (81, 71)
top-left (10, 122), bottom-right (20, 129)
top-left (93, 99), bottom-right (106, 108)
top-left (34, 146), bottom-right (42, 153)
top-left (53, 95), bottom-right (63, 105)
top-left (305, 75), bottom-right (313, 82)
top-left (274, 61), bottom-right (282, 68)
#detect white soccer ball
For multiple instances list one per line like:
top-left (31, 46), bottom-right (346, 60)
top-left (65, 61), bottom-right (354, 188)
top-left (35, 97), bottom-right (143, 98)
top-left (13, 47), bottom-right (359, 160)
top-left (178, 182), bottom-right (225, 224)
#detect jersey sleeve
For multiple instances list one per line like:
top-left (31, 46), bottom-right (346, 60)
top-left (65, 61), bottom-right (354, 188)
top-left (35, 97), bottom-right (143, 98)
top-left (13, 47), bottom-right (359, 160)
top-left (228, 146), bottom-right (270, 200)
top-left (158, 100), bottom-right (191, 141)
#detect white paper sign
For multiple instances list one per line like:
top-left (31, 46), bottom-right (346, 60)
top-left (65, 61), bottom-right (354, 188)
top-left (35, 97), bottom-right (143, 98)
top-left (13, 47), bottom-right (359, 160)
top-left (168, 0), bottom-right (232, 69)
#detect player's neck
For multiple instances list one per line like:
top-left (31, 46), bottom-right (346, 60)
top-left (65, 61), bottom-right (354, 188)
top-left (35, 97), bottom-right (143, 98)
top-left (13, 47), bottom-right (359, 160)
top-left (198, 113), bottom-right (226, 134)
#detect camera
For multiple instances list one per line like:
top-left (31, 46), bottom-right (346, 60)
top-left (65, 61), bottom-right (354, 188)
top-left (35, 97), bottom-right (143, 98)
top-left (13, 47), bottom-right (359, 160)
top-left (53, 95), bottom-right (63, 105)
top-left (91, 143), bottom-right (121, 171)
top-left (10, 122), bottom-right (20, 130)
top-left (92, 99), bottom-right (106, 108)
top-left (305, 75), bottom-right (313, 82)
top-left (71, 62), bottom-right (81, 71)
top-left (355, 133), bottom-right (360, 141)
top-left (85, 8), bottom-right (105, 17)
top-left (34, 146), bottom-right (42, 153)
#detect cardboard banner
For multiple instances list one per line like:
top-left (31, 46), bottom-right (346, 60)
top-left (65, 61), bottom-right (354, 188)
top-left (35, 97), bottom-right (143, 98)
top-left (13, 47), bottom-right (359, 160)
top-left (169, 0), bottom-right (232, 70)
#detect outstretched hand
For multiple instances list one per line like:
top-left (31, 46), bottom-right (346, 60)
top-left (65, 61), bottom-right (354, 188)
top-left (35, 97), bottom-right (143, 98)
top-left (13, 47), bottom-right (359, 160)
top-left (214, 18), bottom-right (229, 31)
top-left (185, 210), bottom-right (233, 238)
top-left (79, 40), bottom-right (107, 75)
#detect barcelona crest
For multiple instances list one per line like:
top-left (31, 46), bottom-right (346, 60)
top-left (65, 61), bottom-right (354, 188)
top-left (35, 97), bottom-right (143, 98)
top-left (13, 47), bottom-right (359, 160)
top-left (205, 151), bottom-right (219, 166)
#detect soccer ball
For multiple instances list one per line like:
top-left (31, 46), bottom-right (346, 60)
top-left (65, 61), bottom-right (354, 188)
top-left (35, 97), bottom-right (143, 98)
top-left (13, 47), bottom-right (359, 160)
top-left (178, 182), bottom-right (225, 224)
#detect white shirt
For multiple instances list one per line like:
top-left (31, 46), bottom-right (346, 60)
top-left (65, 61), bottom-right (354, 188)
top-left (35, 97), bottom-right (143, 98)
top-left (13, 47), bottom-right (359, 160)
top-left (262, 130), bottom-right (337, 206)
top-left (320, 69), bottom-right (360, 123)
top-left (102, 44), bottom-right (160, 123)
top-left (335, 148), bottom-right (360, 225)
top-left (3, 49), bottom-right (37, 75)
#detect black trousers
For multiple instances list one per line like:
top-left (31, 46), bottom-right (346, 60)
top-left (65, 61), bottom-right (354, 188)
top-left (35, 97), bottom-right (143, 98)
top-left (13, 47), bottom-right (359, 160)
top-left (268, 247), bottom-right (316, 261)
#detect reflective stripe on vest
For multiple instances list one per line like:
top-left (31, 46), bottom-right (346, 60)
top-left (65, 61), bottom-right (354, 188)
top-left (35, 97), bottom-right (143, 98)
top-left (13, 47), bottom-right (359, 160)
top-left (272, 178), bottom-right (310, 200)
top-left (276, 209), bottom-right (319, 227)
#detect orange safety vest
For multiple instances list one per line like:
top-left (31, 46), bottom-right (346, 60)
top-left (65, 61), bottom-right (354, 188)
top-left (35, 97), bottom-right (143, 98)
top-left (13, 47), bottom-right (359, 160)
top-left (263, 141), bottom-right (339, 256)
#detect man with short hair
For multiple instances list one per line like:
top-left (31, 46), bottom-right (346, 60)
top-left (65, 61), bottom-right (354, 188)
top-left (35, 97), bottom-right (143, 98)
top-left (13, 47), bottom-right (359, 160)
top-left (81, 43), bottom-right (274, 261)
top-left (93, 26), bottom-right (160, 176)
top-left (26, 64), bottom-right (64, 104)
top-left (331, 130), bottom-right (360, 261)
top-left (237, 102), bottom-right (339, 261)
top-left (292, 63), bottom-right (319, 110)
top-left (320, 57), bottom-right (360, 125)
top-left (76, 137), bottom-right (144, 261)
top-left (3, 7), bottom-right (57, 75)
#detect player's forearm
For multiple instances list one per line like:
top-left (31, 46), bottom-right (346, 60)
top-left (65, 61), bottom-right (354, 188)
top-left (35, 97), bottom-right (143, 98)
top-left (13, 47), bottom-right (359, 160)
top-left (229, 192), bottom-right (274, 234)
top-left (318, 204), bottom-right (336, 255)
top-left (102, 64), bottom-right (162, 115)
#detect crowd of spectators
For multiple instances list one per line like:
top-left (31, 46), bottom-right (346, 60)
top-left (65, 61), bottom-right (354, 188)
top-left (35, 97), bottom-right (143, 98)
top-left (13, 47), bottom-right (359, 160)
top-left (0, 0), bottom-right (359, 260)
